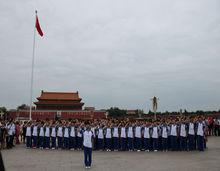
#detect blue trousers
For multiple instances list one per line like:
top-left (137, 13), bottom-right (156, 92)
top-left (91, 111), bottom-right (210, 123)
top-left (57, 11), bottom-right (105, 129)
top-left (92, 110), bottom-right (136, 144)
top-left (44, 137), bottom-right (50, 149)
top-left (144, 138), bottom-right (150, 150)
top-left (84, 147), bottom-right (92, 167)
top-left (180, 136), bottom-right (187, 151)
top-left (127, 138), bottom-right (134, 150)
top-left (113, 137), bottom-right (119, 150)
top-left (77, 137), bottom-right (83, 149)
top-left (69, 137), bottom-right (76, 149)
top-left (39, 136), bottom-right (44, 148)
top-left (162, 138), bottom-right (168, 151)
top-left (170, 136), bottom-right (177, 151)
top-left (153, 138), bottom-right (158, 150)
top-left (32, 136), bottom-right (37, 147)
top-left (121, 138), bottom-right (127, 151)
top-left (26, 136), bottom-right (32, 148)
top-left (51, 137), bottom-right (56, 148)
top-left (64, 137), bottom-right (69, 149)
top-left (197, 135), bottom-right (204, 151)
top-left (97, 138), bottom-right (104, 150)
top-left (135, 137), bottom-right (141, 150)
top-left (188, 135), bottom-right (195, 151)
top-left (58, 137), bottom-right (63, 149)
top-left (105, 138), bottom-right (112, 150)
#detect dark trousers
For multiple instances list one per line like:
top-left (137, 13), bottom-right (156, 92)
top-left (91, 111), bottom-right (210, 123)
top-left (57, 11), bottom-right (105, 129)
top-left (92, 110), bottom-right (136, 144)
top-left (135, 137), bottom-right (141, 150)
top-left (64, 137), bottom-right (69, 149)
top-left (77, 137), bottom-right (83, 149)
top-left (121, 138), bottom-right (127, 151)
top-left (162, 138), bottom-right (168, 151)
top-left (188, 135), bottom-right (195, 151)
top-left (152, 138), bottom-right (158, 150)
top-left (113, 137), bottom-right (119, 150)
top-left (44, 137), bottom-right (50, 149)
top-left (105, 138), bottom-right (112, 150)
top-left (32, 136), bottom-right (37, 147)
top-left (144, 138), bottom-right (150, 150)
top-left (197, 135), bottom-right (204, 151)
top-left (69, 137), bottom-right (76, 149)
top-left (26, 136), bottom-right (32, 148)
top-left (170, 136), bottom-right (177, 151)
top-left (97, 138), bottom-right (104, 150)
top-left (84, 146), bottom-right (92, 167)
top-left (39, 136), bottom-right (44, 148)
top-left (127, 137), bottom-right (134, 150)
top-left (180, 136), bottom-right (187, 151)
top-left (51, 137), bottom-right (56, 148)
top-left (58, 137), bottom-right (63, 149)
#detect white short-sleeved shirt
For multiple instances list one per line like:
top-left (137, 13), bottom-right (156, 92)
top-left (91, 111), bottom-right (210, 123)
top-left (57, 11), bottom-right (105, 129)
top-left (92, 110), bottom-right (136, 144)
top-left (188, 123), bottom-right (195, 135)
top-left (170, 125), bottom-right (177, 136)
top-left (51, 127), bottom-right (56, 137)
top-left (45, 127), bottom-right (50, 137)
top-left (135, 126), bottom-right (141, 138)
top-left (127, 127), bottom-right (133, 138)
top-left (120, 127), bottom-right (126, 138)
top-left (113, 127), bottom-right (119, 137)
top-left (144, 127), bottom-right (150, 138)
top-left (180, 124), bottom-right (186, 137)
top-left (98, 128), bottom-right (104, 139)
top-left (39, 127), bottom-right (44, 137)
top-left (152, 126), bottom-right (158, 138)
top-left (32, 126), bottom-right (38, 136)
top-left (26, 126), bottom-right (31, 136)
top-left (197, 122), bottom-right (204, 136)
top-left (83, 130), bottom-right (93, 148)
top-left (162, 126), bottom-right (168, 138)
top-left (64, 127), bottom-right (69, 138)
top-left (70, 127), bottom-right (75, 137)
top-left (105, 128), bottom-right (112, 138)
top-left (57, 127), bottom-right (63, 137)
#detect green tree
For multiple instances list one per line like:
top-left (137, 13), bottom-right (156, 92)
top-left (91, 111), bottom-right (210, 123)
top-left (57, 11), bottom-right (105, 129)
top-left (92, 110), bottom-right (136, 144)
top-left (107, 107), bottom-right (126, 118)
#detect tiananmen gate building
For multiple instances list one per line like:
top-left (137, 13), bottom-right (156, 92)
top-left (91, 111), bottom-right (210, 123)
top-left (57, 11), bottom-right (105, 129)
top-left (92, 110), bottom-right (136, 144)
top-left (9, 91), bottom-right (107, 120)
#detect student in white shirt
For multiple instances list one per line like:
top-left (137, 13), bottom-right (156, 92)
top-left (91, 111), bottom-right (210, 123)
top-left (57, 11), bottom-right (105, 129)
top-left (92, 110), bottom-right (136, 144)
top-left (82, 122), bottom-right (94, 169)
top-left (179, 121), bottom-right (187, 151)
top-left (143, 122), bottom-right (151, 152)
top-left (97, 125), bottom-right (104, 150)
top-left (170, 120), bottom-right (178, 151)
top-left (32, 122), bottom-right (38, 148)
top-left (120, 123), bottom-right (128, 151)
top-left (69, 122), bottom-right (76, 150)
top-left (112, 123), bottom-right (120, 151)
top-left (161, 122), bottom-right (168, 151)
top-left (135, 123), bottom-right (142, 151)
top-left (196, 117), bottom-right (205, 151)
top-left (25, 122), bottom-right (32, 148)
top-left (76, 123), bottom-right (83, 150)
top-left (152, 122), bottom-right (159, 152)
top-left (188, 118), bottom-right (195, 151)
top-left (63, 122), bottom-right (70, 149)
top-left (105, 124), bottom-right (112, 151)
top-left (51, 121), bottom-right (57, 150)
top-left (39, 122), bottom-right (45, 149)
top-left (57, 122), bottom-right (64, 149)
top-left (127, 123), bottom-right (134, 151)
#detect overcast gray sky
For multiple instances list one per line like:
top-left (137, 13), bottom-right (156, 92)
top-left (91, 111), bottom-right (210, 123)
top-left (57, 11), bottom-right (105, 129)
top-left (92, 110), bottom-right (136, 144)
top-left (0, 0), bottom-right (220, 112)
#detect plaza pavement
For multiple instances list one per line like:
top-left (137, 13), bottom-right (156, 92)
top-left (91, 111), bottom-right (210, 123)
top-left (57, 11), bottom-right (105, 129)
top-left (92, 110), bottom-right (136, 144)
top-left (1, 137), bottom-right (220, 171)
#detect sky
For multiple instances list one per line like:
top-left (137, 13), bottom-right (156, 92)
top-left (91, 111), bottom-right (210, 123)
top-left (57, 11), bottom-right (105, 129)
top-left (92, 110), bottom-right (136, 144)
top-left (0, 0), bottom-right (220, 112)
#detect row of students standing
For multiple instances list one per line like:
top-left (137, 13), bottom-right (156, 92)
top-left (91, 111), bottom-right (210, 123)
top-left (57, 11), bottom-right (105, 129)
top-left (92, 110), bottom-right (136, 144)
top-left (24, 117), bottom-right (207, 152)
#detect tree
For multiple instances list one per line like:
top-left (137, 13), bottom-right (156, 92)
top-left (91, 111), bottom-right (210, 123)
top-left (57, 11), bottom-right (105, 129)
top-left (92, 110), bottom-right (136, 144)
top-left (107, 107), bottom-right (126, 118)
top-left (0, 106), bottom-right (7, 120)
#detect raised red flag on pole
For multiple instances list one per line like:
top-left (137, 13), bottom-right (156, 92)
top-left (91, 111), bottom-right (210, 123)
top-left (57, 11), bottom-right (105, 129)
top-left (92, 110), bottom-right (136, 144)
top-left (35, 15), bottom-right (43, 36)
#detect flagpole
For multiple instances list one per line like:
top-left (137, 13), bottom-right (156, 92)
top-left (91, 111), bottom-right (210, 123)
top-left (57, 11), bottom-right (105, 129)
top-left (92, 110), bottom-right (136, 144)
top-left (29, 10), bottom-right (37, 120)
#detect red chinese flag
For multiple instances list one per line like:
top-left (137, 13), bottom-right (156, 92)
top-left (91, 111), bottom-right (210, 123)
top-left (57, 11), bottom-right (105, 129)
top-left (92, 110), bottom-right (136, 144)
top-left (35, 15), bottom-right (43, 36)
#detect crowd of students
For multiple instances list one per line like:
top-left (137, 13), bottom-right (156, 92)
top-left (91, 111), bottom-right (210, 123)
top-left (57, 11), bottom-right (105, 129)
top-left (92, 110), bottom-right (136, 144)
top-left (0, 115), bottom-right (220, 152)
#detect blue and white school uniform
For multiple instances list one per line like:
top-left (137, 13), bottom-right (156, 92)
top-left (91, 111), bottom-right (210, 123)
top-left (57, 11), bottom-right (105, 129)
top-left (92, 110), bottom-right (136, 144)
top-left (135, 126), bottom-right (142, 151)
top-left (188, 122), bottom-right (195, 151)
top-left (32, 126), bottom-right (38, 148)
top-left (44, 126), bottom-right (50, 149)
top-left (77, 127), bottom-right (83, 150)
top-left (152, 126), bottom-right (159, 151)
top-left (57, 126), bottom-right (63, 149)
top-left (179, 124), bottom-right (187, 151)
top-left (143, 126), bottom-right (150, 151)
top-left (70, 126), bottom-right (76, 150)
top-left (97, 127), bottom-right (104, 150)
top-left (170, 124), bottom-right (178, 151)
top-left (64, 126), bottom-right (70, 149)
top-left (26, 126), bottom-right (32, 148)
top-left (161, 125), bottom-right (168, 151)
top-left (39, 126), bottom-right (45, 149)
top-left (51, 127), bottom-right (57, 149)
top-left (113, 127), bottom-right (119, 150)
top-left (127, 126), bottom-right (134, 150)
top-left (120, 127), bottom-right (127, 151)
top-left (105, 127), bottom-right (112, 151)
top-left (82, 129), bottom-right (93, 168)
top-left (197, 122), bottom-right (205, 151)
